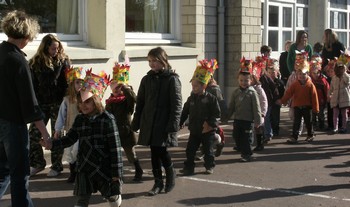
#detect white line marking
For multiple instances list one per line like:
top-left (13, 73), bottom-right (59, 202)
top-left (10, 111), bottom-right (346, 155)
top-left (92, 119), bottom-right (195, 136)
top-left (181, 177), bottom-right (350, 201)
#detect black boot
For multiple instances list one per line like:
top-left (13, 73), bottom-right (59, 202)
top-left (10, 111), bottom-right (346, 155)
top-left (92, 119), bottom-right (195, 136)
top-left (164, 164), bottom-right (176, 193)
top-left (253, 134), bottom-right (264, 151)
top-left (132, 159), bottom-right (143, 182)
top-left (148, 169), bottom-right (164, 196)
top-left (67, 162), bottom-right (76, 183)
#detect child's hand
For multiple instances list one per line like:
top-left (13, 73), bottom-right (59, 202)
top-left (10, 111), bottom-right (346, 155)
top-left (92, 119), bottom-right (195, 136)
top-left (202, 121), bottom-right (213, 133)
top-left (275, 99), bottom-right (282, 105)
top-left (40, 138), bottom-right (52, 150)
top-left (180, 124), bottom-right (185, 129)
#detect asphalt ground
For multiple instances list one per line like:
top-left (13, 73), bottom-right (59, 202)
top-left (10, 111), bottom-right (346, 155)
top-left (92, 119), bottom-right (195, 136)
top-left (1, 107), bottom-right (350, 207)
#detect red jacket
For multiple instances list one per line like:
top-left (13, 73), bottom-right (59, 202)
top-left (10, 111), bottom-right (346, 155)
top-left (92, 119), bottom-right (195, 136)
top-left (311, 74), bottom-right (329, 107)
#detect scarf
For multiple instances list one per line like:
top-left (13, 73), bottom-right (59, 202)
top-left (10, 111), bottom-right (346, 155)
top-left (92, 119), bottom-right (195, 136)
top-left (105, 94), bottom-right (126, 105)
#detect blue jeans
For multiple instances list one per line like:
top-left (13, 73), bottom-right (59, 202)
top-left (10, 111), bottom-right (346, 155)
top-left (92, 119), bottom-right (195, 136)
top-left (264, 106), bottom-right (273, 138)
top-left (0, 118), bottom-right (33, 207)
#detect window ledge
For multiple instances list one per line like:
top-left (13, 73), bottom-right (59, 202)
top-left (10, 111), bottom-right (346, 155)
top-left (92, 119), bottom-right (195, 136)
top-left (125, 45), bottom-right (200, 58)
top-left (23, 45), bottom-right (114, 60)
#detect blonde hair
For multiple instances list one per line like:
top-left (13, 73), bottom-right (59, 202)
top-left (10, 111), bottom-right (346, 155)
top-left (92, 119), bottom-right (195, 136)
top-left (66, 80), bottom-right (80, 104)
top-left (324, 29), bottom-right (339, 49)
top-left (29, 34), bottom-right (70, 69)
top-left (1, 10), bottom-right (40, 41)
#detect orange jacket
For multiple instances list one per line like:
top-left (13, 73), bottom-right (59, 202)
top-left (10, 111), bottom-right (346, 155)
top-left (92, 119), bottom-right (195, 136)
top-left (281, 78), bottom-right (319, 113)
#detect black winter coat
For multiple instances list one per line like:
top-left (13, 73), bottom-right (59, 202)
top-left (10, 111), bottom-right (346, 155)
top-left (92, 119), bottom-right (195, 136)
top-left (131, 69), bottom-right (182, 147)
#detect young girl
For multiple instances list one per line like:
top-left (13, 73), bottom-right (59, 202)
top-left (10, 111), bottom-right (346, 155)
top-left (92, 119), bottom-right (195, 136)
top-left (54, 66), bottom-right (85, 183)
top-left (329, 62), bottom-right (350, 134)
top-left (250, 67), bottom-right (267, 151)
top-left (29, 34), bottom-right (70, 177)
top-left (44, 69), bottom-right (123, 207)
top-left (131, 47), bottom-right (182, 196)
top-left (106, 63), bottom-right (143, 182)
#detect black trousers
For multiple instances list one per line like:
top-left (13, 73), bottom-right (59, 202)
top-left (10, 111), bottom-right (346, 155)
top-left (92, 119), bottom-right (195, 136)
top-left (293, 107), bottom-right (313, 139)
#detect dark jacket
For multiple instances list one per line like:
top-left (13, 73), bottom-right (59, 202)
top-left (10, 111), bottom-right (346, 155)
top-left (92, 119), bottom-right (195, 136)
top-left (106, 86), bottom-right (137, 147)
top-left (206, 84), bottom-right (228, 119)
top-left (260, 73), bottom-right (279, 106)
top-left (279, 51), bottom-right (290, 83)
top-left (180, 92), bottom-right (221, 135)
top-left (0, 41), bottom-right (44, 124)
top-left (131, 69), bottom-right (182, 147)
top-left (30, 58), bottom-right (69, 105)
top-left (322, 41), bottom-right (345, 69)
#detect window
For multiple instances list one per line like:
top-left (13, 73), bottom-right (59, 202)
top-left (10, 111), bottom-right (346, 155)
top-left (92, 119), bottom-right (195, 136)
top-left (329, 0), bottom-right (350, 46)
top-left (125, 0), bottom-right (180, 44)
top-left (0, 0), bottom-right (84, 41)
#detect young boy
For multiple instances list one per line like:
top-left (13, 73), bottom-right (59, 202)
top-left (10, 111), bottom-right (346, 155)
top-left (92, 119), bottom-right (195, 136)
top-left (277, 61), bottom-right (319, 144)
top-left (266, 60), bottom-right (285, 136)
top-left (180, 59), bottom-right (221, 175)
top-left (226, 64), bottom-right (262, 162)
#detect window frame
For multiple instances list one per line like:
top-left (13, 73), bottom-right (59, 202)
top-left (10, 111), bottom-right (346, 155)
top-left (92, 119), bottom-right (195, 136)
top-left (328, 0), bottom-right (349, 46)
top-left (125, 0), bottom-right (181, 45)
top-left (0, 0), bottom-right (87, 46)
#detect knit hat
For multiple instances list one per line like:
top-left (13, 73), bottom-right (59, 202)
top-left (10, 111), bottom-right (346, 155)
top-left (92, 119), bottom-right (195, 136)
top-left (191, 59), bottom-right (218, 85)
top-left (294, 50), bottom-right (309, 73)
top-left (65, 66), bottom-right (86, 83)
top-left (111, 62), bottom-right (130, 90)
top-left (80, 68), bottom-right (110, 102)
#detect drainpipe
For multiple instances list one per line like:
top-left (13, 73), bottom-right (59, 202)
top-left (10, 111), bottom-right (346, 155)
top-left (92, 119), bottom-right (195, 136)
top-left (218, 0), bottom-right (225, 97)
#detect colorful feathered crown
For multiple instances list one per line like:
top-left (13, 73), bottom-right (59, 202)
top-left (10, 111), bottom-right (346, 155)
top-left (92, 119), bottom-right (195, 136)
top-left (80, 68), bottom-right (111, 102)
top-left (336, 50), bottom-right (350, 66)
top-left (111, 62), bottom-right (130, 89)
top-left (65, 66), bottom-right (86, 83)
top-left (239, 57), bottom-right (253, 73)
top-left (309, 56), bottom-right (322, 71)
top-left (294, 50), bottom-right (309, 73)
top-left (191, 59), bottom-right (218, 85)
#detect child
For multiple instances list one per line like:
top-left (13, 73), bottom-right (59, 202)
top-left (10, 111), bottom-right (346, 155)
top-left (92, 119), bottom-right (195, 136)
top-left (250, 62), bottom-right (267, 151)
top-left (266, 59), bottom-right (285, 137)
top-left (44, 69), bottom-right (123, 207)
top-left (131, 47), bottom-right (182, 196)
top-left (277, 60), bottom-right (319, 144)
top-left (329, 58), bottom-right (350, 134)
top-left (180, 59), bottom-right (221, 175)
top-left (106, 63), bottom-right (143, 182)
top-left (313, 42), bottom-right (324, 57)
top-left (226, 58), bottom-right (262, 162)
top-left (54, 66), bottom-right (85, 183)
top-left (29, 34), bottom-right (70, 177)
top-left (309, 56), bottom-right (329, 130)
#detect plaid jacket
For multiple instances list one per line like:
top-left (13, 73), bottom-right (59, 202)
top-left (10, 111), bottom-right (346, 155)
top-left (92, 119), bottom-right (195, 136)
top-left (52, 111), bottom-right (123, 180)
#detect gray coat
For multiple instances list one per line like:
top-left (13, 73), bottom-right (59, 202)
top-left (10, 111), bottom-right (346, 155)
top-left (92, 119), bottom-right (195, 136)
top-left (131, 69), bottom-right (182, 147)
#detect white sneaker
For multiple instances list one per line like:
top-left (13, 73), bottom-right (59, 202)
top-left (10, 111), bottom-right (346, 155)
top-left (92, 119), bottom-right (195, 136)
top-left (0, 175), bottom-right (10, 199)
top-left (30, 167), bottom-right (45, 176)
top-left (108, 195), bottom-right (122, 207)
top-left (47, 169), bottom-right (60, 177)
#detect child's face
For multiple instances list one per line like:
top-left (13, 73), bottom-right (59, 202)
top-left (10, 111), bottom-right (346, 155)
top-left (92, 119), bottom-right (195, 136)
top-left (310, 69), bottom-right (320, 80)
top-left (267, 68), bottom-right (277, 79)
top-left (74, 79), bottom-right (83, 92)
top-left (238, 74), bottom-right (252, 89)
top-left (326, 67), bottom-right (335, 77)
top-left (48, 41), bottom-right (59, 57)
top-left (297, 70), bottom-right (308, 81)
top-left (112, 84), bottom-right (123, 96)
top-left (79, 97), bottom-right (96, 116)
top-left (148, 57), bottom-right (163, 72)
top-left (191, 79), bottom-right (205, 95)
top-left (285, 43), bottom-right (291, 52)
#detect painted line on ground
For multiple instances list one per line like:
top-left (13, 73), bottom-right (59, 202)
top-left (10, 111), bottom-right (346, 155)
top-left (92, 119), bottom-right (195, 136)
top-left (181, 176), bottom-right (350, 202)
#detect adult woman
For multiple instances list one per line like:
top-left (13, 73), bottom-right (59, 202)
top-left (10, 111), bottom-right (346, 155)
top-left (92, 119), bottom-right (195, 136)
top-left (321, 29), bottom-right (345, 69)
top-left (28, 34), bottom-right (70, 177)
top-left (287, 30), bottom-right (313, 73)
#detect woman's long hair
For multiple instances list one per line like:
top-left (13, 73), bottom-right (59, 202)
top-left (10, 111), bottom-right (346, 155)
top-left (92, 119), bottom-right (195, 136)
top-left (147, 47), bottom-right (172, 69)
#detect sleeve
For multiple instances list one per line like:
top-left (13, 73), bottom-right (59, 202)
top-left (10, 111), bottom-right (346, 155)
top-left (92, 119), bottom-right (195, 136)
top-left (15, 58), bottom-right (44, 123)
top-left (54, 98), bottom-right (68, 131)
top-left (280, 83), bottom-right (295, 105)
top-left (342, 72), bottom-right (350, 86)
top-left (122, 86), bottom-right (137, 115)
top-left (106, 116), bottom-right (123, 178)
top-left (252, 90), bottom-right (262, 126)
top-left (225, 91), bottom-right (236, 120)
top-left (179, 96), bottom-right (190, 126)
top-left (311, 84), bottom-right (319, 113)
top-left (258, 87), bottom-right (268, 116)
top-left (287, 44), bottom-right (296, 73)
top-left (51, 116), bottom-right (80, 150)
top-left (166, 75), bottom-right (182, 132)
top-left (131, 77), bottom-right (146, 132)
top-left (306, 44), bottom-right (313, 61)
top-left (206, 96), bottom-right (221, 128)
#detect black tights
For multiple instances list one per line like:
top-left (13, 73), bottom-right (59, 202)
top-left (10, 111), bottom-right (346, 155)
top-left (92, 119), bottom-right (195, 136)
top-left (150, 146), bottom-right (172, 170)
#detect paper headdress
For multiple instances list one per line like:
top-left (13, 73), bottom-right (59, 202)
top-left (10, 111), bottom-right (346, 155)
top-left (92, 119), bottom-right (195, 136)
top-left (336, 50), bottom-right (350, 66)
top-left (309, 56), bottom-right (322, 71)
top-left (111, 62), bottom-right (130, 90)
top-left (267, 58), bottom-right (279, 70)
top-left (65, 66), bottom-right (86, 83)
top-left (80, 68), bottom-right (111, 102)
top-left (239, 57), bottom-right (253, 73)
top-left (294, 50), bottom-right (309, 73)
top-left (191, 59), bottom-right (218, 85)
